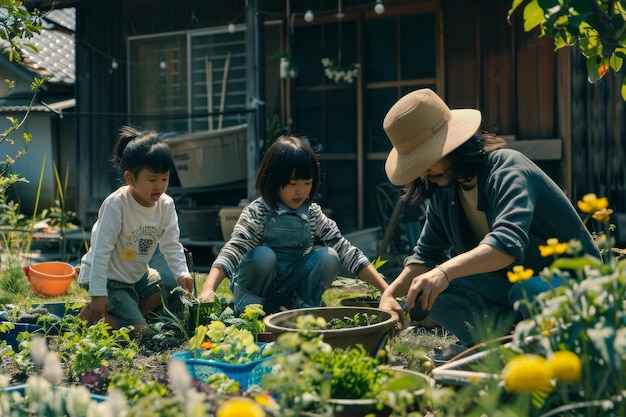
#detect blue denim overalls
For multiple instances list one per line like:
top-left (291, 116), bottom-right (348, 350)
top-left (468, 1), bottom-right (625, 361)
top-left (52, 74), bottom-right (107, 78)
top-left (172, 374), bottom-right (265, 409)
top-left (232, 201), bottom-right (339, 314)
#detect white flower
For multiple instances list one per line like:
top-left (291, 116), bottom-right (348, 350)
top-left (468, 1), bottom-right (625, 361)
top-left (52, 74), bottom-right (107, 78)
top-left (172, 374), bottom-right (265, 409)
top-left (30, 336), bottom-right (49, 367)
top-left (25, 375), bottom-right (52, 406)
top-left (321, 58), bottom-right (360, 83)
top-left (102, 389), bottom-right (128, 417)
top-left (0, 374), bottom-right (10, 389)
top-left (65, 385), bottom-right (92, 417)
top-left (168, 359), bottom-right (193, 395)
top-left (43, 352), bottom-right (64, 385)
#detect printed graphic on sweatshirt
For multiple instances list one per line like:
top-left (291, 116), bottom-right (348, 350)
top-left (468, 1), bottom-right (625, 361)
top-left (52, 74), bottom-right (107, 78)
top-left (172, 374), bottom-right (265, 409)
top-left (118, 225), bottom-right (158, 263)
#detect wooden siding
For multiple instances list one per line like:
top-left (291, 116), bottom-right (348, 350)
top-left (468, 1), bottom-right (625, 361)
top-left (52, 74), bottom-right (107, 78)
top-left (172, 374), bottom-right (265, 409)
top-left (69, 0), bottom-right (626, 229)
top-left (569, 50), bottom-right (626, 213)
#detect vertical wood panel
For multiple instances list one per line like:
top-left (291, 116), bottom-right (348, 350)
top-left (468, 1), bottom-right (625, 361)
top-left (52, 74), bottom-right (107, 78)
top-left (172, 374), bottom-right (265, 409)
top-left (442, 0), bottom-right (479, 109)
top-left (514, 28), bottom-right (557, 139)
top-left (478, 0), bottom-right (514, 134)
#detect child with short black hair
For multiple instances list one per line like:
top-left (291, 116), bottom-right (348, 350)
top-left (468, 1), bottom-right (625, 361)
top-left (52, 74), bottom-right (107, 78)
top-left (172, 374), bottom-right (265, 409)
top-left (198, 135), bottom-right (387, 314)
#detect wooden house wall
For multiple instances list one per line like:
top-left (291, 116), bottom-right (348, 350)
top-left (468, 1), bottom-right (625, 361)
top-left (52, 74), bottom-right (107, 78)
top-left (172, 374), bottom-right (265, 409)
top-left (72, 0), bottom-right (626, 229)
top-left (74, 0), bottom-right (247, 224)
top-left (569, 51), bottom-right (626, 213)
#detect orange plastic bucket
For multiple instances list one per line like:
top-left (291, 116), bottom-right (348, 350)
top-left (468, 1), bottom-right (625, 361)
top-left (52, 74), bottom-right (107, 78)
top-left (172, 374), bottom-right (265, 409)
top-left (29, 262), bottom-right (75, 297)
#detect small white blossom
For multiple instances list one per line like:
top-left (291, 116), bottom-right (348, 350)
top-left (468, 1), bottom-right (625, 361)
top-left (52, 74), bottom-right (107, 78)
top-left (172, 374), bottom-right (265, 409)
top-left (30, 336), bottom-right (49, 367)
top-left (168, 359), bottom-right (193, 394)
top-left (66, 385), bottom-right (92, 417)
top-left (43, 352), bottom-right (64, 385)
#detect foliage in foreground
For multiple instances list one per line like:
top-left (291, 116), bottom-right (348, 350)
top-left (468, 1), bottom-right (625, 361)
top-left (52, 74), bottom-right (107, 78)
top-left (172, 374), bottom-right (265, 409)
top-left (439, 193), bottom-right (626, 416)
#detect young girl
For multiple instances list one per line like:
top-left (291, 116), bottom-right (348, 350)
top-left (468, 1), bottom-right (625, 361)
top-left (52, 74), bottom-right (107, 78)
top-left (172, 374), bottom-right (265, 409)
top-left (78, 126), bottom-right (193, 332)
top-left (198, 135), bottom-right (388, 314)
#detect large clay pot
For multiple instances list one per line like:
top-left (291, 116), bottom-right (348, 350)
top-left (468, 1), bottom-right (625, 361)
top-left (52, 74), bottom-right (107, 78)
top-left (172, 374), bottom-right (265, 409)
top-left (263, 306), bottom-right (398, 357)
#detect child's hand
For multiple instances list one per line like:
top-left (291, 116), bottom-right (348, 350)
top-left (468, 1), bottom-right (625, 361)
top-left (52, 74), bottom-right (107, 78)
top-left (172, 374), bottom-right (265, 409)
top-left (73, 264), bottom-right (81, 278)
top-left (81, 296), bottom-right (108, 324)
top-left (176, 275), bottom-right (194, 293)
top-left (198, 290), bottom-right (216, 302)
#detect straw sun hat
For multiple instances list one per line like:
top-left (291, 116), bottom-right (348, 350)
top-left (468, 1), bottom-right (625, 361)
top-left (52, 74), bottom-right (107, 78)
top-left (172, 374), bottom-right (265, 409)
top-left (383, 88), bottom-right (482, 186)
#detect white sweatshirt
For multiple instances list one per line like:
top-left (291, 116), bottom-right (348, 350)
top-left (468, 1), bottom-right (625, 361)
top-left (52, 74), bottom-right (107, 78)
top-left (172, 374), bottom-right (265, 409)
top-left (78, 186), bottom-right (189, 297)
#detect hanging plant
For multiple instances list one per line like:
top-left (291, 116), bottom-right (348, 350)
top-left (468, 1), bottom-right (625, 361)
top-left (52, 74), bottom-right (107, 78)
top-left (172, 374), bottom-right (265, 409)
top-left (274, 50), bottom-right (297, 79)
top-left (321, 58), bottom-right (359, 83)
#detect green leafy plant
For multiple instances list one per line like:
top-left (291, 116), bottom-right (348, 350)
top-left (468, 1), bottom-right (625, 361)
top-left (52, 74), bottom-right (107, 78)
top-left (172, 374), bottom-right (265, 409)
top-left (509, 0), bottom-right (626, 100)
top-left (50, 314), bottom-right (137, 380)
top-left (263, 327), bottom-right (439, 416)
top-left (38, 162), bottom-right (79, 233)
top-left (107, 368), bottom-right (168, 402)
top-left (336, 256), bottom-right (389, 303)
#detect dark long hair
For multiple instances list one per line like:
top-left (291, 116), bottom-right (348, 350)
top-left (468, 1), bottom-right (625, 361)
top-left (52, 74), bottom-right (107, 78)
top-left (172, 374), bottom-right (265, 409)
top-left (255, 135), bottom-right (320, 209)
top-left (402, 132), bottom-right (506, 203)
top-left (111, 126), bottom-right (173, 180)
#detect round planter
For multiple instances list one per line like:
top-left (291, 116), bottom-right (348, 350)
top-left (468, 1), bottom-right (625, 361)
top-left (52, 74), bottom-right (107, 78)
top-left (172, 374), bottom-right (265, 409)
top-left (328, 368), bottom-right (433, 417)
top-left (29, 262), bottom-right (75, 297)
top-left (263, 306), bottom-right (398, 357)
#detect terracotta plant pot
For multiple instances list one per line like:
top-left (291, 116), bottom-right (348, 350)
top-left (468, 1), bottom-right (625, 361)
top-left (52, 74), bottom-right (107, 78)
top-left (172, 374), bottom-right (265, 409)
top-left (28, 262), bottom-right (75, 297)
top-left (263, 306), bottom-right (398, 357)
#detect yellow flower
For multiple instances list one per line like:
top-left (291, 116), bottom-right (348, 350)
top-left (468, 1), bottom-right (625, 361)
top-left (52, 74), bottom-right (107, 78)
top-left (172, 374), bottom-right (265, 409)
top-left (251, 393), bottom-right (278, 408)
top-left (538, 238), bottom-right (568, 257)
top-left (217, 397), bottom-right (266, 417)
top-left (507, 265), bottom-right (534, 283)
top-left (577, 193), bottom-right (609, 214)
top-left (469, 374), bottom-right (481, 384)
top-left (503, 354), bottom-right (553, 393)
top-left (548, 350), bottom-right (582, 383)
top-left (592, 208), bottom-right (614, 222)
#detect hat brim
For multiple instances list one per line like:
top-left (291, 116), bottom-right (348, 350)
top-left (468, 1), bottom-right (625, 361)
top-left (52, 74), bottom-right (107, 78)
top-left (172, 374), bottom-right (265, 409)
top-left (385, 108), bottom-right (481, 186)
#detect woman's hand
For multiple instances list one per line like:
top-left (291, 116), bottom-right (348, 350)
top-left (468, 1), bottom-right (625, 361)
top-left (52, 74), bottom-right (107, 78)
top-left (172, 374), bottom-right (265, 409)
top-left (378, 291), bottom-right (404, 322)
top-left (406, 267), bottom-right (449, 313)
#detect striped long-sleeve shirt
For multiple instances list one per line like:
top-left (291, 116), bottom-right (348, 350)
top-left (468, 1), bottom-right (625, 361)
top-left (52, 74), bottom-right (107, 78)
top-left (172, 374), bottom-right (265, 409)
top-left (213, 197), bottom-right (371, 279)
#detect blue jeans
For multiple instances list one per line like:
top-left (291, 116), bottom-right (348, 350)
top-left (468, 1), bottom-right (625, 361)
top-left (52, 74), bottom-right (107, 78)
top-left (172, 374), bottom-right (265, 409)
top-left (429, 273), bottom-right (560, 347)
top-left (232, 246), bottom-right (339, 314)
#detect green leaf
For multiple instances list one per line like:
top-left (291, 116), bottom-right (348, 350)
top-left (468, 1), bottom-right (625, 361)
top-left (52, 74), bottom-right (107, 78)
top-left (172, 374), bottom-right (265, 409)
top-left (508, 0), bottom-right (526, 22)
top-left (523, 0), bottom-right (546, 32)
top-left (609, 54), bottom-right (623, 72)
top-left (586, 55), bottom-right (607, 83)
top-left (371, 256), bottom-right (388, 269)
top-left (550, 256), bottom-right (601, 271)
